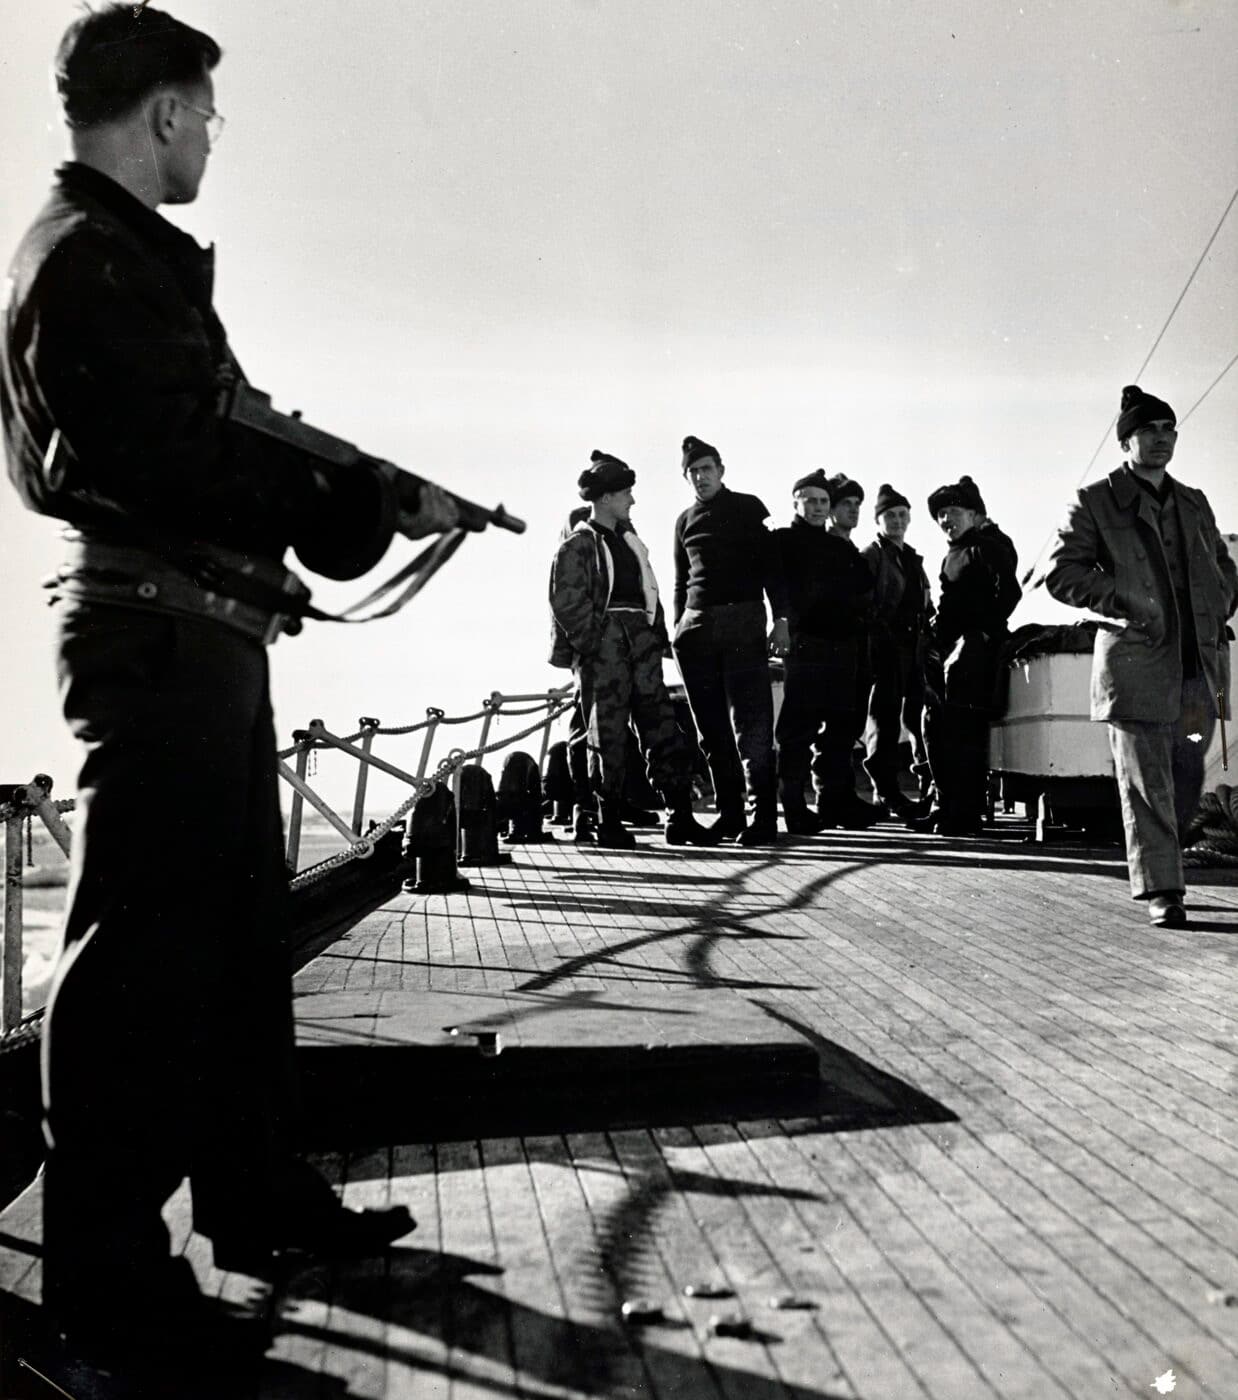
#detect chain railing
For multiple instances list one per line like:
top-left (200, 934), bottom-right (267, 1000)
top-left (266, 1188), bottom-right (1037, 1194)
top-left (1, 684), bottom-right (575, 1037)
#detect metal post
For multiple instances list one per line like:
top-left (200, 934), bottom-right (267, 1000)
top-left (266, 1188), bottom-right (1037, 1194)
top-left (2, 812), bottom-right (23, 1034)
top-left (351, 717), bottom-right (380, 835)
top-left (286, 741), bottom-right (310, 870)
top-left (474, 693), bottom-right (500, 765)
top-left (415, 710), bottom-right (444, 784)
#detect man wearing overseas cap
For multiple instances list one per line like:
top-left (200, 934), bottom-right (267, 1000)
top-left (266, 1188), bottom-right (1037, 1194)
top-left (1046, 386), bottom-right (1238, 927)
top-left (773, 471), bottom-right (881, 830)
top-left (672, 434), bottom-right (790, 844)
top-left (861, 483), bottom-right (934, 817)
top-left (0, 4), bottom-right (460, 1373)
top-left (912, 475), bottom-right (1022, 836)
top-left (549, 451), bottom-right (715, 850)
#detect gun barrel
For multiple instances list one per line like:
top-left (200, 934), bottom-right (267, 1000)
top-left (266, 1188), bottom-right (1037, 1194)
top-left (222, 382), bottom-right (525, 535)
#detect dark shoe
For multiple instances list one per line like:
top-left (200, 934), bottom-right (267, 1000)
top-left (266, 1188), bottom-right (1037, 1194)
top-left (905, 806), bottom-right (942, 833)
top-left (937, 819), bottom-right (984, 838)
top-left (595, 817), bottom-right (637, 850)
top-left (665, 809), bottom-right (719, 846)
top-left (736, 811), bottom-right (779, 846)
top-left (708, 809), bottom-right (748, 842)
top-left (783, 807), bottom-right (826, 835)
top-left (52, 1255), bottom-right (269, 1373)
top-left (1149, 893), bottom-right (1187, 928)
top-left (899, 796), bottom-right (935, 822)
top-left (572, 805), bottom-right (597, 845)
top-left (621, 802), bottom-right (662, 828)
top-left (819, 798), bottom-right (881, 830)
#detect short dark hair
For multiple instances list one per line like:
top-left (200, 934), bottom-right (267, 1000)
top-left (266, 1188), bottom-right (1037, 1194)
top-left (55, 3), bottom-right (221, 128)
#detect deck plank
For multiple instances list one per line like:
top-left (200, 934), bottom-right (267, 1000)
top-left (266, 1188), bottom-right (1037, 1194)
top-left (4, 815), bottom-right (1238, 1398)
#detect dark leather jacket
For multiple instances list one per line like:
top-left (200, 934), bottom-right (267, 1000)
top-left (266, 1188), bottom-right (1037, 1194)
top-left (2, 163), bottom-right (394, 577)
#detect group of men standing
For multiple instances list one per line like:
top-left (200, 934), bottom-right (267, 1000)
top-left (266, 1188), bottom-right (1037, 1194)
top-left (549, 437), bottom-right (1026, 848)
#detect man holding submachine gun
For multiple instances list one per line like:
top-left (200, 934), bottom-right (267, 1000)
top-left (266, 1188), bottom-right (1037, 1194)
top-left (0, 3), bottom-right (519, 1381)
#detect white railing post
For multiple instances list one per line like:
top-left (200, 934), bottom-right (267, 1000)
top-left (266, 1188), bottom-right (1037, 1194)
top-left (415, 709), bottom-right (444, 784)
top-left (2, 808), bottom-right (23, 1034)
top-left (474, 693), bottom-right (501, 765)
top-left (351, 716), bottom-right (380, 835)
top-left (286, 737), bottom-right (311, 870)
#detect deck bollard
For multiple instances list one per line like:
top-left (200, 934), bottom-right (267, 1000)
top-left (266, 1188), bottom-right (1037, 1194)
top-left (457, 766), bottom-right (511, 867)
top-left (541, 740), bottom-right (575, 827)
top-left (497, 751), bottom-right (553, 844)
top-left (402, 782), bottom-right (471, 894)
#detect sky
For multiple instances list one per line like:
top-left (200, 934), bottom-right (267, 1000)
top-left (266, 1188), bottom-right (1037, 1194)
top-left (2, 0), bottom-right (1236, 809)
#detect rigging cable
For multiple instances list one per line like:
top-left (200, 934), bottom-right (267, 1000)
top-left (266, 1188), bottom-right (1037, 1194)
top-left (1021, 179), bottom-right (1238, 588)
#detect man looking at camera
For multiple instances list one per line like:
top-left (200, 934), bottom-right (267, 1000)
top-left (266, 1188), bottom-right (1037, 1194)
top-left (1046, 386), bottom-right (1237, 927)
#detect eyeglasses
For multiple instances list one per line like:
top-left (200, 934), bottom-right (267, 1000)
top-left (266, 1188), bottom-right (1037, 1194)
top-left (180, 100), bottom-right (225, 147)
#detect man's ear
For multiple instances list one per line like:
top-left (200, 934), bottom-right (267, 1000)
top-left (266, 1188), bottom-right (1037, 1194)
top-left (145, 91), bottom-right (180, 145)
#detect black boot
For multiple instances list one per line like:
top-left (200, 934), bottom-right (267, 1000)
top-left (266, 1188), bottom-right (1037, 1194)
top-left (737, 786), bottom-right (779, 846)
top-left (707, 797), bottom-right (748, 843)
top-left (572, 804), bottom-right (597, 845)
top-left (595, 800), bottom-right (637, 849)
top-left (779, 779), bottom-right (823, 835)
top-left (664, 791), bottom-right (720, 846)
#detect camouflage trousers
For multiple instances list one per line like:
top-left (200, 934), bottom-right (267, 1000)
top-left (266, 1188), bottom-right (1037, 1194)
top-left (576, 611), bottom-right (692, 803)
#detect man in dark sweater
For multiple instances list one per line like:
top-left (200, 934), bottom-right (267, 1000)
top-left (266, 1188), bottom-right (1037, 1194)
top-left (672, 434), bottom-right (789, 844)
top-left (861, 484), bottom-right (934, 816)
top-left (774, 471), bottom-right (879, 831)
top-left (1, 5), bottom-right (440, 1373)
top-left (912, 476), bottom-right (1022, 835)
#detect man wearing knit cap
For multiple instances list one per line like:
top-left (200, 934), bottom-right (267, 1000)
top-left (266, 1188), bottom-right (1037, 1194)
top-left (913, 476), bottom-right (1022, 835)
top-left (773, 470), bottom-right (879, 830)
top-left (550, 451), bottom-right (715, 850)
top-left (862, 484), bottom-right (934, 816)
top-left (1046, 386), bottom-right (1237, 927)
top-left (672, 435), bottom-right (789, 844)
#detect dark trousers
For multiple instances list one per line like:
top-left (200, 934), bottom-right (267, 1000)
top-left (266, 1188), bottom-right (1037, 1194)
top-left (43, 603), bottom-right (295, 1305)
top-left (566, 697), bottom-right (662, 809)
top-left (1108, 674), bottom-right (1215, 898)
top-left (576, 612), bottom-right (691, 804)
top-left (673, 601), bottom-right (775, 814)
top-left (923, 700), bottom-right (991, 827)
top-left (776, 634), bottom-right (867, 808)
top-left (864, 637), bottom-right (927, 800)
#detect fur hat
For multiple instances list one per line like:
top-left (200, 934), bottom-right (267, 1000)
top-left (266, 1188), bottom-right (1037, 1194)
top-left (927, 475), bottom-right (985, 517)
top-left (578, 450), bottom-right (635, 501)
top-left (825, 472), bottom-right (864, 507)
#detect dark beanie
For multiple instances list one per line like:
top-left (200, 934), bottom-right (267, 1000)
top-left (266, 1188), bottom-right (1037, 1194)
top-left (578, 449), bottom-right (636, 501)
top-left (791, 469), bottom-right (831, 495)
top-left (927, 475), bottom-right (985, 517)
top-left (825, 472), bottom-right (864, 506)
top-left (1116, 385), bottom-right (1176, 443)
top-left (873, 483), bottom-right (910, 517)
top-left (681, 435), bottom-right (722, 472)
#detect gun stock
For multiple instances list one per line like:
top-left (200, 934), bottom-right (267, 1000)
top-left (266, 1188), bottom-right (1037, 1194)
top-left (220, 381), bottom-right (525, 535)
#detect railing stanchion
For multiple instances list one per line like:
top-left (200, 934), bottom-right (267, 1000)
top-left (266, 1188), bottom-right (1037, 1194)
top-left (474, 693), bottom-right (500, 766)
top-left (415, 710), bottom-right (443, 785)
top-left (2, 810), bottom-right (23, 1035)
top-left (351, 717), bottom-right (379, 835)
top-left (286, 740), bottom-right (310, 871)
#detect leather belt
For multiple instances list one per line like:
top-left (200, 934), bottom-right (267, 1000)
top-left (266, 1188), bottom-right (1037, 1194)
top-left (45, 537), bottom-right (311, 646)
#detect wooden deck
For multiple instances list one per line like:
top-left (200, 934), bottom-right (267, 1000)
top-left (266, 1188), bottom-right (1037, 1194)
top-left (3, 813), bottom-right (1238, 1397)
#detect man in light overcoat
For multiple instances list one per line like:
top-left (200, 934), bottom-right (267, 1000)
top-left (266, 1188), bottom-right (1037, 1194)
top-left (1045, 384), bottom-right (1238, 926)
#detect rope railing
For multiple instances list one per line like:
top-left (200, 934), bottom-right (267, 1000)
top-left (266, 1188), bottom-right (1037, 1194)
top-left (282, 685), bottom-right (575, 882)
top-left (1, 683), bottom-right (576, 1040)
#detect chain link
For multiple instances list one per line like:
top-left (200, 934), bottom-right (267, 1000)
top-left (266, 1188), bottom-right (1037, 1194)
top-left (286, 697), bottom-right (574, 891)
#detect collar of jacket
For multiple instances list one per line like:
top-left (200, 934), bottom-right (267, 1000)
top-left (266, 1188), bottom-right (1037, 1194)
top-left (1107, 463), bottom-right (1189, 534)
top-left (571, 518), bottom-right (660, 623)
top-left (55, 161), bottom-right (217, 307)
top-left (790, 514), bottom-right (828, 536)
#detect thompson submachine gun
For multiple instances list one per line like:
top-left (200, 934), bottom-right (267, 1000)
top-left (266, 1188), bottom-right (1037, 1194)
top-left (218, 379), bottom-right (526, 536)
